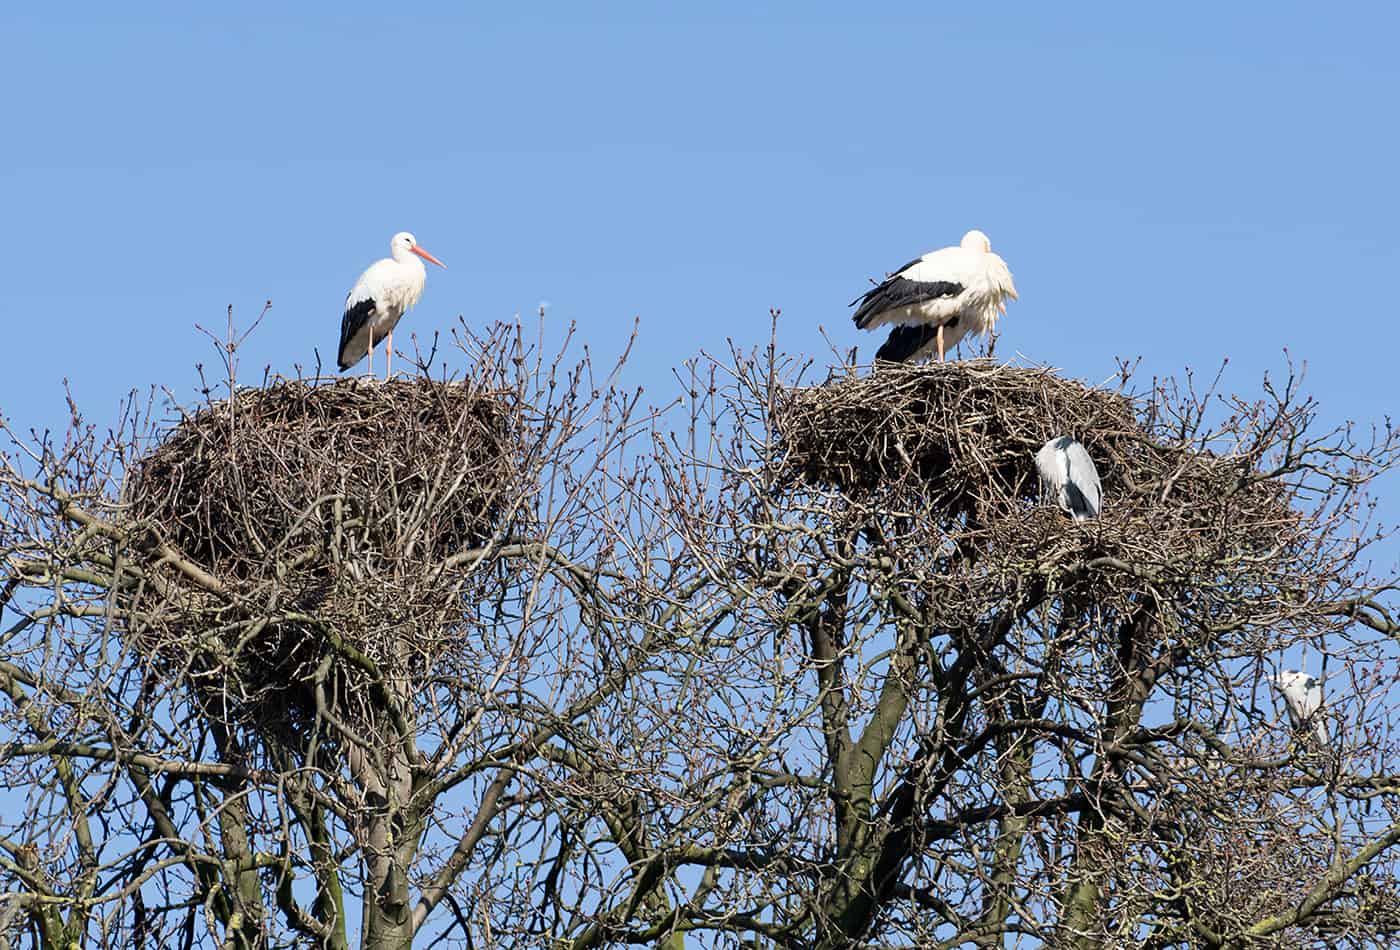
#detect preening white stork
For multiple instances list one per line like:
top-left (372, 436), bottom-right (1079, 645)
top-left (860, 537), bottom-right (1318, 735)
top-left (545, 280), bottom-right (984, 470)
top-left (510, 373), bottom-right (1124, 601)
top-left (1274, 669), bottom-right (1329, 744)
top-left (337, 232), bottom-right (447, 377)
top-left (1035, 436), bottom-right (1103, 522)
top-left (851, 230), bottom-right (1018, 363)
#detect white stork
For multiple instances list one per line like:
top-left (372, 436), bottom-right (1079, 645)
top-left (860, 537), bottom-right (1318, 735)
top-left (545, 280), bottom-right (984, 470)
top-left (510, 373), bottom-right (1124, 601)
top-left (337, 232), bottom-right (446, 377)
top-left (1035, 436), bottom-right (1103, 522)
top-left (851, 229), bottom-right (1018, 363)
top-left (1274, 669), bottom-right (1329, 744)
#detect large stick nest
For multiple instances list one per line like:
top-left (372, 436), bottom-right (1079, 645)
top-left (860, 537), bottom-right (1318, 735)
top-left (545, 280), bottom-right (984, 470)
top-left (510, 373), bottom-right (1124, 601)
top-left (774, 360), bottom-right (1138, 504)
top-left (121, 377), bottom-right (520, 737)
top-left (772, 361), bottom-right (1300, 634)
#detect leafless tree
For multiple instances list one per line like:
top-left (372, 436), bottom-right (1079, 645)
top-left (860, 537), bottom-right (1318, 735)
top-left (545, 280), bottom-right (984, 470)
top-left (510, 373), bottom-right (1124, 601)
top-left (0, 321), bottom-right (678, 949)
top-left (3, 321), bottom-right (1400, 949)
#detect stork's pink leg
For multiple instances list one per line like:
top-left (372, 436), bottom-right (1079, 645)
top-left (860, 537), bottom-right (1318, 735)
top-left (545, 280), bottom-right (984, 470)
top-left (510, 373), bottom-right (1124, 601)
top-left (386, 330), bottom-right (393, 380)
top-left (367, 328), bottom-right (375, 377)
top-left (937, 324), bottom-right (946, 362)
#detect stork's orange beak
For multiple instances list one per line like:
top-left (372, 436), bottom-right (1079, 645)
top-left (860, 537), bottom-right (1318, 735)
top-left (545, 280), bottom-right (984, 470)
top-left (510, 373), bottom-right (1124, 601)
top-left (411, 245), bottom-right (447, 268)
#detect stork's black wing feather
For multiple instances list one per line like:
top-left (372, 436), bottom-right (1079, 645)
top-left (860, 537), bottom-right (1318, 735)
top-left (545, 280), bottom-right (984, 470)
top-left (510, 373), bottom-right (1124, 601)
top-left (849, 258), bottom-right (921, 316)
top-left (885, 257), bottom-right (926, 285)
top-left (851, 276), bottom-right (964, 329)
top-left (337, 298), bottom-right (378, 370)
top-left (874, 322), bottom-right (960, 363)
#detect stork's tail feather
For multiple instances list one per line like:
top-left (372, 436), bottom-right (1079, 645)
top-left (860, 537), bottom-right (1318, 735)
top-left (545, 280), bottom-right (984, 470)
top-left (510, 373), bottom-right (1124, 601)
top-left (875, 325), bottom-right (939, 363)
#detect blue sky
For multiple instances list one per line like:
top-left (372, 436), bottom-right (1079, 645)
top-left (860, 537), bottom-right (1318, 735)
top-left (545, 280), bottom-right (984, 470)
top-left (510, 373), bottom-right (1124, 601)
top-left (2, 3), bottom-right (1397, 550)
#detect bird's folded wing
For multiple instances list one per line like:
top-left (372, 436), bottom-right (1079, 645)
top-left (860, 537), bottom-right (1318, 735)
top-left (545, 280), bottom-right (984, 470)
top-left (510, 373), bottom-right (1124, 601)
top-left (851, 276), bottom-right (964, 328)
top-left (338, 298), bottom-right (378, 367)
top-left (875, 324), bottom-right (942, 362)
top-left (1063, 480), bottom-right (1095, 519)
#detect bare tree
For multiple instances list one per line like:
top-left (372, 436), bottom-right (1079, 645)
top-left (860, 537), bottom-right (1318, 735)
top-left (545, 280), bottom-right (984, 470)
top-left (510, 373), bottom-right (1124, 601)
top-left (480, 343), bottom-right (1400, 949)
top-left (3, 322), bottom-right (1400, 949)
top-left (0, 322), bottom-right (679, 949)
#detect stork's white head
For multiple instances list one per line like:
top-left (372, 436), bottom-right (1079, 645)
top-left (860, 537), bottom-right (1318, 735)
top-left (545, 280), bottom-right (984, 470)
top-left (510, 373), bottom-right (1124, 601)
top-left (960, 229), bottom-right (993, 253)
top-left (389, 231), bottom-right (447, 269)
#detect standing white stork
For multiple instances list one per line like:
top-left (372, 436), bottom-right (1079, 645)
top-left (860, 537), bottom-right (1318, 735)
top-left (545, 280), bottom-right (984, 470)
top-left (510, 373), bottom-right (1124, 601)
top-left (1035, 436), bottom-right (1103, 521)
top-left (851, 229), bottom-right (1018, 363)
top-left (1274, 669), bottom-right (1329, 744)
top-left (337, 232), bottom-right (447, 377)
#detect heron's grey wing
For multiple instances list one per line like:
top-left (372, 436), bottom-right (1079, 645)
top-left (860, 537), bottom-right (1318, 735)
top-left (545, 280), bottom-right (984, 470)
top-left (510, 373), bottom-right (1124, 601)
top-left (1063, 440), bottom-right (1103, 517)
top-left (1303, 677), bottom-right (1324, 718)
top-left (1062, 481), bottom-right (1095, 521)
top-left (1279, 688), bottom-right (1303, 728)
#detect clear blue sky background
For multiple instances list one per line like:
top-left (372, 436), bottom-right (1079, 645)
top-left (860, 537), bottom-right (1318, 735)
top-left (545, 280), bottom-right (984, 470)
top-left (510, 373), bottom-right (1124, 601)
top-left (2, 3), bottom-right (1397, 559)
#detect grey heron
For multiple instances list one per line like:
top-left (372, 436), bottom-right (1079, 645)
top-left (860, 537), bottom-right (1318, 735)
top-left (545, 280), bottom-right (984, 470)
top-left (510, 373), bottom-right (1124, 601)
top-left (1274, 669), bottom-right (1329, 744)
top-left (1035, 436), bottom-right (1102, 521)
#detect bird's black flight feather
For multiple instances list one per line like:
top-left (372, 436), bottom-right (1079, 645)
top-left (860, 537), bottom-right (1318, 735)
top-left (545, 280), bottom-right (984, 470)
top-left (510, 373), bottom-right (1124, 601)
top-left (337, 298), bottom-right (378, 370)
top-left (851, 277), bottom-right (964, 329)
top-left (874, 320), bottom-right (958, 363)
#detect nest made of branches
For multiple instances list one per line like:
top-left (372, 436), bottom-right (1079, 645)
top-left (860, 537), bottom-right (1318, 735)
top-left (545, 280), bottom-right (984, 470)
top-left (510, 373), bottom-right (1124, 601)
top-left (774, 360), bottom-right (1138, 503)
top-left (121, 376), bottom-right (521, 736)
top-left (772, 360), bottom-right (1301, 636)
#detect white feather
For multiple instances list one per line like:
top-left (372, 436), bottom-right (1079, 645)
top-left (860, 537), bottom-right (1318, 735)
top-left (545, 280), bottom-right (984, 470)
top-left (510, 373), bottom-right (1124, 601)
top-left (1035, 436), bottom-right (1102, 521)
top-left (854, 230), bottom-right (1018, 362)
top-left (338, 231), bottom-right (437, 372)
top-left (1275, 669), bottom-right (1328, 744)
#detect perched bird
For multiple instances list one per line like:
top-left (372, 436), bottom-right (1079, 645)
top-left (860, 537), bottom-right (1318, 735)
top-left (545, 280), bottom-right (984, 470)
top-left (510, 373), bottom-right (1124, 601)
top-left (851, 229), bottom-right (1018, 363)
top-left (338, 232), bottom-right (447, 377)
top-left (1035, 436), bottom-right (1103, 521)
top-left (1274, 669), bottom-right (1329, 744)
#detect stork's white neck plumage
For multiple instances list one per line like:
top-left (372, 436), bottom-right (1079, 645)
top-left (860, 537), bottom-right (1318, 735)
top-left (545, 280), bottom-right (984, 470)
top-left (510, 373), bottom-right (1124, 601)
top-left (391, 243), bottom-right (427, 273)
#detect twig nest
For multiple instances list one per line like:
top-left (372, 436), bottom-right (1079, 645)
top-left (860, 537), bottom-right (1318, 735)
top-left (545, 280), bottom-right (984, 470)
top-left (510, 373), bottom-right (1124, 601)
top-left (120, 376), bottom-right (519, 734)
top-left (772, 360), bottom-right (1300, 638)
top-left (774, 361), bottom-right (1137, 509)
